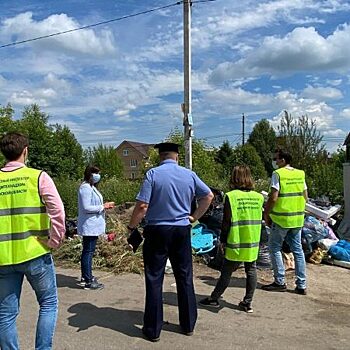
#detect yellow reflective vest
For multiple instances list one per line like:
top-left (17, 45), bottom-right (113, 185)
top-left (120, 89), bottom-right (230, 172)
top-left (225, 190), bottom-right (264, 262)
top-left (0, 166), bottom-right (51, 265)
top-left (270, 167), bottom-right (306, 228)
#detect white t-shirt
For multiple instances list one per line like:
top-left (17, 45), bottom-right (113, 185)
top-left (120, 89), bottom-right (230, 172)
top-left (270, 166), bottom-right (307, 192)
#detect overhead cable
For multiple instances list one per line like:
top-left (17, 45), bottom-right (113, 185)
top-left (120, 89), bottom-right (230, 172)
top-left (0, 2), bottom-right (182, 49)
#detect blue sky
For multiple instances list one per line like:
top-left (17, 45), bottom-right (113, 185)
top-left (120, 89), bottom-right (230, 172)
top-left (1, 0), bottom-right (349, 151)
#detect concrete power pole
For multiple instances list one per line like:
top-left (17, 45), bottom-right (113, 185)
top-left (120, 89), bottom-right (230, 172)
top-left (183, 0), bottom-right (192, 169)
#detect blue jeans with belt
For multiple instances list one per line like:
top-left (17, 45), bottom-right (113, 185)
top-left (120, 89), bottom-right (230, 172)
top-left (268, 222), bottom-right (307, 289)
top-left (0, 253), bottom-right (58, 350)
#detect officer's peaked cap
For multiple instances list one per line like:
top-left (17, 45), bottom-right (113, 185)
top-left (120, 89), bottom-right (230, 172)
top-left (154, 142), bottom-right (180, 153)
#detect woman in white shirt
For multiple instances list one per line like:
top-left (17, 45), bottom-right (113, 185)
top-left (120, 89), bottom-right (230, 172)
top-left (77, 165), bottom-right (114, 290)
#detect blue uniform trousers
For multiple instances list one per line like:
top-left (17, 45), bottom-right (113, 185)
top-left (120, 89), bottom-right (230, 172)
top-left (142, 225), bottom-right (197, 339)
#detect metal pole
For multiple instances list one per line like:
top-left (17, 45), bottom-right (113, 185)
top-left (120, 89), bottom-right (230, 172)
top-left (242, 113), bottom-right (245, 145)
top-left (183, 0), bottom-right (192, 169)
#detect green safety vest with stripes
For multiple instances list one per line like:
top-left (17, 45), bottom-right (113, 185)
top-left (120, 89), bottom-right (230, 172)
top-left (225, 189), bottom-right (264, 262)
top-left (270, 167), bottom-right (306, 229)
top-left (0, 166), bottom-right (51, 266)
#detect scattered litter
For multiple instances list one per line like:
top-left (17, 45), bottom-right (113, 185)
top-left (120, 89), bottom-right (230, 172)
top-left (191, 223), bottom-right (218, 255)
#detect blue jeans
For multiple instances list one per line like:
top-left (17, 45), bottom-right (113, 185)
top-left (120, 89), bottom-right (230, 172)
top-left (81, 236), bottom-right (98, 283)
top-left (0, 254), bottom-right (58, 350)
top-left (268, 223), bottom-right (307, 289)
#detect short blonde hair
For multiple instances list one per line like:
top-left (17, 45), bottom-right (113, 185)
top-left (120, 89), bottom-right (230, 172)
top-left (229, 165), bottom-right (254, 190)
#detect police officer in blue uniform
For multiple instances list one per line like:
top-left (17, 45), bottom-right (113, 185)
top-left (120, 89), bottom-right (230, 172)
top-left (127, 142), bottom-right (213, 342)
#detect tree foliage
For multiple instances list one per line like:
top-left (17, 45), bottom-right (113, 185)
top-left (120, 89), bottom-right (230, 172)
top-left (147, 128), bottom-right (224, 187)
top-left (84, 143), bottom-right (123, 179)
top-left (229, 143), bottom-right (267, 180)
top-left (248, 119), bottom-right (276, 175)
top-left (216, 140), bottom-right (233, 177)
top-left (307, 150), bottom-right (344, 203)
top-left (277, 111), bottom-right (325, 175)
top-left (0, 103), bottom-right (84, 178)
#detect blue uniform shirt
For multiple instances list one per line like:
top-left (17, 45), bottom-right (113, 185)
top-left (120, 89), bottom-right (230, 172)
top-left (136, 159), bottom-right (211, 226)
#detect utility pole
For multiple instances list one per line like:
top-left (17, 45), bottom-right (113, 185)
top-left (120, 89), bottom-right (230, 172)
top-left (183, 0), bottom-right (192, 169)
top-left (242, 113), bottom-right (245, 145)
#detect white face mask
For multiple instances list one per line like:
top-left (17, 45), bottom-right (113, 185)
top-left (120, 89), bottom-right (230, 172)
top-left (272, 160), bottom-right (278, 170)
top-left (92, 173), bottom-right (101, 184)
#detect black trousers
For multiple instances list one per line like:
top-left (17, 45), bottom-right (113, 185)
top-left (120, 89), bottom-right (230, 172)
top-left (211, 259), bottom-right (257, 305)
top-left (142, 225), bottom-right (197, 339)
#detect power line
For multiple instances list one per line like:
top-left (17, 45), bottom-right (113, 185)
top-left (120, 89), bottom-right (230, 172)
top-left (0, 2), bottom-right (182, 49)
top-left (0, 0), bottom-right (219, 49)
top-left (192, 0), bottom-right (218, 3)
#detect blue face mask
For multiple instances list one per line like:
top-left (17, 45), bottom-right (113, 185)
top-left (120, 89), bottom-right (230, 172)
top-left (92, 173), bottom-right (101, 184)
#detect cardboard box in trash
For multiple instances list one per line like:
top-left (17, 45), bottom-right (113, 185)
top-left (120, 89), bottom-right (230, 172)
top-left (261, 191), bottom-right (341, 223)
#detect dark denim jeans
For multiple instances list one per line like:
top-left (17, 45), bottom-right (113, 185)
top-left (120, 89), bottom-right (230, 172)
top-left (211, 259), bottom-right (257, 305)
top-left (81, 236), bottom-right (98, 283)
top-left (0, 253), bottom-right (58, 350)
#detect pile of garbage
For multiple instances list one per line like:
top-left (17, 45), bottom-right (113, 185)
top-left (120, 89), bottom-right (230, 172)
top-left (54, 205), bottom-right (144, 274)
top-left (192, 190), bottom-right (350, 271)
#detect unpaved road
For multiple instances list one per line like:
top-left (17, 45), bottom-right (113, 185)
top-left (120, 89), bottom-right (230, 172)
top-left (16, 262), bottom-right (350, 350)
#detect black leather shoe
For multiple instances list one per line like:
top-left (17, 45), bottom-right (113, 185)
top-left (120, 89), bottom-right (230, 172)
top-left (181, 329), bottom-right (194, 336)
top-left (261, 282), bottom-right (287, 292)
top-left (295, 287), bottom-right (307, 295)
top-left (142, 329), bottom-right (160, 342)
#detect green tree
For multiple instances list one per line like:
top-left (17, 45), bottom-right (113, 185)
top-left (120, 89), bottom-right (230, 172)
top-left (308, 150), bottom-right (344, 204)
top-left (230, 144), bottom-right (267, 180)
top-left (167, 129), bottom-right (223, 186)
top-left (277, 111), bottom-right (325, 175)
top-left (1, 103), bottom-right (85, 178)
top-left (248, 119), bottom-right (276, 175)
top-left (216, 140), bottom-right (233, 177)
top-left (147, 128), bottom-right (223, 187)
top-left (52, 124), bottom-right (84, 178)
top-left (85, 144), bottom-right (123, 178)
top-left (0, 103), bottom-right (16, 165)
top-left (17, 104), bottom-right (55, 173)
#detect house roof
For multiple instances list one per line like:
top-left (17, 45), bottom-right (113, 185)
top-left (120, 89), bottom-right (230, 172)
top-left (344, 132), bottom-right (350, 146)
top-left (116, 140), bottom-right (154, 157)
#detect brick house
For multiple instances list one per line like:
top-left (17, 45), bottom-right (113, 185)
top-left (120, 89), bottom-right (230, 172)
top-left (115, 140), bottom-right (153, 179)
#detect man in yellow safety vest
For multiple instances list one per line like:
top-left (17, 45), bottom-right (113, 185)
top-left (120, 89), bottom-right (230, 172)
top-left (262, 149), bottom-right (307, 295)
top-left (0, 132), bottom-right (65, 349)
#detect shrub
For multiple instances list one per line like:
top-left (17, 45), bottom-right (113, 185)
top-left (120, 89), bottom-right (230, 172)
top-left (54, 176), bottom-right (141, 218)
top-left (54, 177), bottom-right (80, 218)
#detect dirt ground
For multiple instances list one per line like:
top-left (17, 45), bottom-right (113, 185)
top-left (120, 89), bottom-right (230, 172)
top-left (15, 261), bottom-right (350, 350)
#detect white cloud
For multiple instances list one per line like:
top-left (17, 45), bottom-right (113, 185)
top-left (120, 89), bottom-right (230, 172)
top-left (340, 108), bottom-right (350, 119)
top-left (326, 78), bottom-right (343, 86)
top-left (210, 24), bottom-right (350, 83)
top-left (10, 89), bottom-right (56, 107)
top-left (323, 128), bottom-right (346, 137)
top-left (302, 85), bottom-right (343, 100)
top-left (44, 73), bottom-right (71, 93)
top-left (0, 12), bottom-right (117, 56)
top-left (0, 75), bottom-right (6, 88)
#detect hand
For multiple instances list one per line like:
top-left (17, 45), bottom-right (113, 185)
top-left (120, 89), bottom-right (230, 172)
top-left (264, 215), bottom-right (272, 227)
top-left (219, 242), bottom-right (226, 254)
top-left (37, 236), bottom-right (49, 248)
top-left (122, 236), bottom-right (134, 251)
top-left (104, 202), bottom-right (115, 209)
top-left (189, 215), bottom-right (197, 223)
